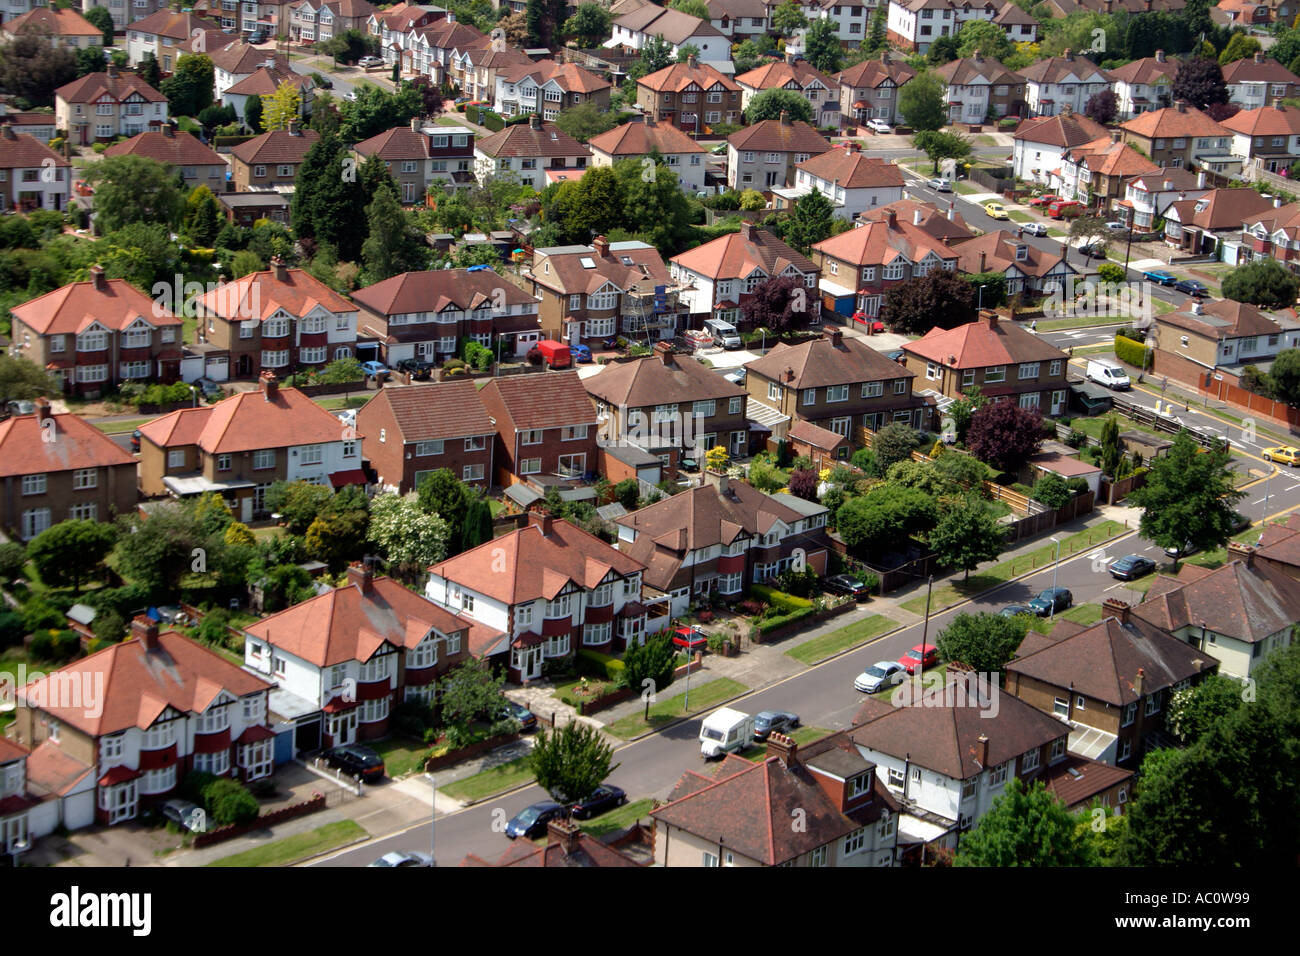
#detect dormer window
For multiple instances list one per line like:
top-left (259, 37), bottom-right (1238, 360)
top-left (848, 771), bottom-right (871, 798)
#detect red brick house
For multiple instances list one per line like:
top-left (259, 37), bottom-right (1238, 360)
top-left (478, 370), bottom-right (599, 489)
top-left (786, 419), bottom-right (853, 469)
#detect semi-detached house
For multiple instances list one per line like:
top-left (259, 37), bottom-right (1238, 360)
top-left (726, 112), bottom-right (832, 191)
top-left (735, 57), bottom-right (841, 129)
top-left (774, 144), bottom-right (905, 221)
top-left (933, 53), bottom-right (1027, 124)
top-left (635, 57), bottom-right (742, 135)
top-left (588, 116), bottom-right (709, 195)
top-left (836, 53), bottom-right (916, 127)
top-left (1019, 50), bottom-right (1110, 117)
top-left (353, 119), bottom-right (476, 204)
top-left (473, 114), bottom-right (589, 190)
top-left (54, 68), bottom-right (168, 147)
top-left (478, 370), bottom-right (600, 489)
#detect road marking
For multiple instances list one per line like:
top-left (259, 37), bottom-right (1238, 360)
top-left (1103, 582), bottom-right (1127, 591)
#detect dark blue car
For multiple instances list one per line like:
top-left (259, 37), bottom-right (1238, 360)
top-left (505, 801), bottom-right (567, 839)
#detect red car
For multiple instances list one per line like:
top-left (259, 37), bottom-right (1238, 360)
top-left (898, 643), bottom-right (938, 675)
top-left (1028, 194), bottom-right (1060, 208)
top-left (671, 625), bottom-right (708, 651)
top-left (852, 312), bottom-right (885, 332)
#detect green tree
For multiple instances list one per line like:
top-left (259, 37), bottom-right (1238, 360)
top-left (620, 630), bottom-right (676, 694)
top-left (641, 34), bottom-right (674, 73)
top-left (946, 386), bottom-right (987, 442)
top-left (836, 484), bottom-right (939, 551)
top-left (339, 83), bottom-right (423, 142)
top-left (368, 492), bottom-right (451, 578)
top-left (669, 0), bottom-right (709, 16)
top-left (27, 520), bottom-right (117, 589)
top-left (1172, 56), bottom-right (1228, 109)
top-left (872, 421), bottom-right (923, 471)
top-left (438, 659), bottom-right (506, 734)
top-left (86, 155), bottom-right (184, 233)
top-left (244, 93), bottom-right (264, 134)
top-left (0, 542), bottom-right (27, 582)
top-left (880, 269), bottom-right (978, 335)
top-left (803, 17), bottom-right (843, 74)
top-left (956, 778), bottom-right (1098, 866)
top-left (291, 130), bottom-right (367, 262)
top-left (1219, 33), bottom-right (1261, 65)
top-left (744, 87), bottom-right (814, 124)
top-left (864, 2), bottom-right (888, 56)
top-left (956, 18), bottom-right (1014, 61)
top-left (0, 355), bottom-right (56, 404)
top-left (1099, 414), bottom-right (1122, 477)
top-left (1268, 348), bottom-right (1300, 404)
top-left (361, 181), bottom-right (428, 285)
top-left (928, 498), bottom-right (1007, 579)
top-left (1221, 258), bottom-right (1300, 309)
top-left (1166, 674), bottom-right (1245, 745)
top-left (935, 611), bottom-right (1027, 673)
top-left (305, 509), bottom-right (369, 569)
top-left (224, 521), bottom-right (256, 547)
top-left (926, 34), bottom-right (960, 66)
top-left (529, 720), bottom-right (619, 802)
top-left (184, 184), bottom-right (223, 246)
top-left (613, 157), bottom-right (695, 254)
top-left (76, 45), bottom-right (107, 78)
top-left (262, 80), bottom-right (303, 132)
top-left (784, 188), bottom-right (836, 253)
top-left (159, 53), bottom-right (214, 117)
top-left (98, 221), bottom-right (183, 289)
top-left (0, 32), bottom-right (78, 107)
top-left (771, 0), bottom-right (807, 37)
top-left (458, 495), bottom-right (494, 554)
top-left (966, 400), bottom-right (1044, 471)
top-left (317, 356), bottom-right (364, 383)
top-left (553, 100), bottom-right (618, 142)
top-left (91, 607), bottom-right (126, 644)
top-left (564, 2), bottom-right (613, 46)
top-left (113, 502), bottom-right (211, 592)
top-left (417, 469), bottom-right (470, 539)
top-left (1031, 472), bottom-right (1071, 510)
top-left (84, 5), bottom-right (115, 46)
top-left (912, 129), bottom-right (973, 174)
top-left (266, 480), bottom-right (335, 535)
top-left (897, 71), bottom-right (947, 132)
top-left (1127, 431), bottom-right (1244, 565)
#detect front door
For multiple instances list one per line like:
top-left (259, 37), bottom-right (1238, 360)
top-left (2, 814), bottom-right (28, 853)
top-left (729, 429), bottom-right (746, 457)
top-left (1050, 390), bottom-right (1066, 416)
top-left (331, 711), bottom-right (358, 745)
top-left (105, 781), bottom-right (138, 825)
top-left (522, 647), bottom-right (542, 680)
top-left (241, 496), bottom-right (253, 523)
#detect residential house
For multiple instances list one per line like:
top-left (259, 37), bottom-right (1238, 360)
top-left (463, 817), bottom-right (655, 867)
top-left (587, 116), bottom-right (709, 194)
top-left (367, 1), bottom-right (443, 66)
top-left (1108, 49), bottom-right (1177, 119)
top-left (125, 9), bottom-right (223, 72)
top-left (0, 124), bottom-right (69, 212)
top-left (0, 104), bottom-right (56, 143)
top-left (478, 370), bottom-right (600, 489)
top-left (228, 124), bottom-right (319, 193)
top-left (472, 114), bottom-right (589, 190)
top-left (1011, 108), bottom-right (1109, 183)
top-left (9, 264), bottom-right (182, 394)
top-left (0, 737), bottom-right (68, 856)
top-left (425, 512), bottom-right (648, 681)
top-left (736, 57), bottom-right (841, 129)
top-left (287, 0), bottom-right (378, 43)
top-left (493, 60), bottom-right (611, 122)
top-left (10, 617), bottom-right (277, 825)
top-left (585, 343), bottom-right (750, 472)
top-left (785, 418), bottom-right (852, 469)
top-left (1223, 51), bottom-right (1300, 110)
top-left (1151, 297), bottom-right (1300, 382)
top-left (726, 112), bottom-right (833, 191)
top-left (353, 119), bottom-right (475, 204)
top-left (1118, 102), bottom-right (1237, 177)
top-left (610, 4), bottom-right (729, 62)
top-left (0, 399), bottom-right (137, 540)
top-left (836, 53), bottom-right (916, 127)
top-left (948, 228), bottom-right (1078, 296)
top-left (886, 0), bottom-right (1038, 54)
top-left (651, 732), bottom-right (900, 866)
top-left (525, 236), bottom-right (683, 348)
top-left (1044, 0), bottom-right (1185, 13)
top-left (1162, 187), bottom-right (1276, 256)
top-left (243, 561), bottom-right (474, 750)
top-left (933, 53), bottom-right (1027, 124)
top-left (447, 37), bottom-right (533, 103)
top-left (1008, 598), bottom-right (1219, 766)
top-left (859, 197), bottom-right (977, 243)
top-left (401, 18), bottom-right (489, 85)
top-left (1236, 199), bottom-right (1300, 273)
top-left (702, 0), bottom-right (772, 41)
top-left (1117, 167), bottom-right (1208, 229)
top-left (1221, 104), bottom-right (1300, 173)
top-left (82, 0), bottom-right (172, 32)
top-left (209, 41), bottom-right (295, 99)
top-left (2, 6), bottom-right (102, 48)
top-left (137, 373), bottom-right (364, 517)
top-left (355, 380), bottom-right (496, 493)
top-left (1050, 133), bottom-right (1158, 210)
top-left (808, 207), bottom-right (959, 323)
top-left (615, 472), bottom-right (831, 610)
top-left (773, 143), bottom-right (905, 220)
top-left (669, 222), bottom-right (820, 327)
top-left (744, 325), bottom-right (927, 445)
top-left (636, 56), bottom-right (742, 135)
top-left (901, 311), bottom-right (1071, 417)
top-left (351, 267), bottom-right (542, 367)
top-left (103, 124), bottom-right (228, 192)
top-left (1019, 51), bottom-right (1111, 117)
top-left (55, 68), bottom-right (168, 146)
top-left (807, 0), bottom-right (879, 46)
top-left (221, 64), bottom-right (314, 125)
top-left (1251, 512), bottom-right (1300, 586)
top-left (219, 190), bottom-right (291, 227)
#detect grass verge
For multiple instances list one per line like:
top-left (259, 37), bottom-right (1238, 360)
top-left (440, 754), bottom-right (535, 803)
top-left (371, 736), bottom-right (430, 779)
top-left (605, 677), bottom-right (748, 739)
top-left (738, 725), bottom-right (832, 761)
top-left (577, 798), bottom-right (654, 838)
top-left (91, 417), bottom-right (151, 434)
top-left (206, 820), bottom-right (367, 867)
top-left (1025, 602), bottom-right (1104, 634)
top-left (785, 613), bottom-right (897, 665)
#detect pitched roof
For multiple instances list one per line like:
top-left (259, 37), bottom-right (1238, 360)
top-left (1255, 513), bottom-right (1300, 568)
top-left (745, 332), bottom-right (917, 389)
top-left (637, 60), bottom-right (739, 94)
top-left (11, 274), bottom-right (180, 335)
top-left (810, 213), bottom-right (957, 270)
top-left (949, 228), bottom-right (1074, 279)
top-left (1157, 297), bottom-right (1284, 340)
top-left (1126, 166), bottom-right (1202, 191)
top-left (429, 517), bottom-right (644, 605)
top-left (587, 118), bottom-right (706, 157)
top-left (1013, 111), bottom-right (1109, 148)
top-left (138, 385), bottom-right (348, 454)
top-left (1121, 104), bottom-right (1231, 139)
top-left (358, 380), bottom-right (495, 443)
top-left (583, 349), bottom-right (746, 408)
top-left (104, 129), bottom-right (225, 167)
top-left (229, 128), bottom-right (320, 165)
top-left (1219, 104), bottom-right (1300, 137)
top-left (614, 5), bottom-right (723, 44)
top-left (19, 628), bottom-right (273, 737)
top-left (1242, 199), bottom-right (1300, 240)
top-left (1019, 54), bottom-right (1110, 85)
top-left (859, 198), bottom-right (975, 241)
top-left (531, 240), bottom-right (671, 297)
top-left (1008, 612), bottom-right (1218, 705)
top-left (479, 370), bottom-right (597, 431)
top-left (3, 7), bottom-right (103, 36)
top-left (195, 265), bottom-right (353, 322)
top-left (225, 65), bottom-right (312, 97)
top-left (787, 418), bottom-right (848, 450)
top-left (933, 55), bottom-right (1024, 87)
top-left (1041, 753), bottom-right (1133, 808)
top-left (795, 148), bottom-right (904, 189)
top-left (1222, 54), bottom-right (1300, 86)
top-left (1064, 136), bottom-right (1159, 179)
top-left (0, 411), bottom-right (135, 478)
top-left (735, 59), bottom-right (839, 94)
top-left (836, 55), bottom-right (916, 90)
top-left (24, 740), bottom-right (94, 798)
top-left (244, 574), bottom-right (470, 668)
top-left (670, 225), bottom-right (817, 281)
top-left (352, 125), bottom-right (439, 161)
top-left (1133, 555), bottom-right (1300, 644)
top-left (55, 71), bottom-right (167, 105)
top-left (728, 117), bottom-right (832, 154)
top-left (498, 59), bottom-right (611, 95)
top-left (207, 42), bottom-right (294, 75)
top-left (352, 268), bottom-right (536, 316)
top-left (1107, 54), bottom-right (1179, 86)
top-left (474, 120), bottom-right (589, 159)
top-left (902, 313), bottom-right (1069, 368)
top-left (126, 9), bottom-right (223, 38)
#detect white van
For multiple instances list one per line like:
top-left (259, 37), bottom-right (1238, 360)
top-left (699, 708), bottom-right (755, 759)
top-left (1087, 358), bottom-right (1131, 390)
top-left (703, 318), bottom-right (742, 350)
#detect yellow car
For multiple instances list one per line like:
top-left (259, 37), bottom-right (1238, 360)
top-left (984, 202), bottom-right (1009, 220)
top-left (1263, 446), bottom-right (1300, 465)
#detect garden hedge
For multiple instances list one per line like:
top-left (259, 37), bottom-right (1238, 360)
top-left (1114, 334), bottom-right (1152, 370)
top-left (575, 648), bottom-right (624, 682)
top-left (749, 584), bottom-right (813, 613)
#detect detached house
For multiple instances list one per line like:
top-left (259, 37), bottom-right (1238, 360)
top-left (243, 561), bottom-right (474, 751)
top-left (736, 57), bottom-right (841, 129)
top-left (9, 264), bottom-right (183, 394)
top-left (55, 68), bottom-right (168, 146)
top-left (473, 114), bottom-right (589, 190)
top-left (636, 56), bottom-right (742, 135)
top-left (1223, 51), bottom-right (1300, 110)
top-left (1019, 51), bottom-right (1110, 118)
top-left (353, 119), bottom-right (476, 204)
top-left (588, 117), bottom-right (709, 195)
top-left (209, 41), bottom-right (296, 99)
top-left (0, 125), bottom-right (69, 212)
top-left (934, 53), bottom-right (1027, 124)
top-left (125, 10), bottom-right (223, 72)
top-left (949, 228), bottom-right (1077, 297)
top-left (1118, 103), bottom-right (1236, 177)
top-left (11, 617), bottom-right (276, 826)
top-left (1011, 108), bottom-right (1109, 184)
top-left (1152, 297), bottom-right (1299, 380)
top-left (104, 125), bottom-right (228, 191)
top-left (1118, 167), bottom-right (1208, 229)
top-left (137, 374), bottom-right (365, 519)
top-left (1221, 104), bottom-right (1300, 173)
top-left (221, 65), bottom-right (314, 126)
top-left (726, 113), bottom-right (832, 191)
top-left (478, 370), bottom-right (600, 489)
top-left (493, 60), bottom-right (612, 122)
top-left (836, 54), bottom-right (916, 128)
top-left (611, 5), bottom-right (729, 62)
top-left (774, 144), bottom-right (905, 220)
top-left (356, 380), bottom-right (496, 493)
top-left (615, 473), bottom-right (831, 611)
top-left (0, 400), bottom-right (138, 540)
top-left (744, 325), bottom-right (927, 444)
top-left (1163, 187), bottom-right (1276, 256)
top-left (1108, 50), bottom-right (1177, 119)
top-left (228, 125), bottom-right (320, 193)
top-left (2, 7), bottom-right (103, 49)
top-left (426, 513), bottom-right (647, 682)
top-left (1050, 133), bottom-right (1158, 210)
top-left (901, 311), bottom-right (1071, 417)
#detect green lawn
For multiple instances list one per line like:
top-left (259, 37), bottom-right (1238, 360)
top-left (898, 520), bottom-right (1128, 616)
top-left (605, 677), bottom-right (749, 739)
top-left (1026, 602), bottom-right (1104, 634)
top-left (738, 725), bottom-right (832, 761)
top-left (206, 820), bottom-right (367, 867)
top-left (488, 499), bottom-right (507, 517)
top-left (313, 395), bottom-right (369, 411)
top-left (785, 613), bottom-right (898, 665)
top-left (371, 737), bottom-right (430, 779)
top-left (1007, 211), bottom-right (1033, 223)
top-left (1071, 414), bottom-right (1257, 483)
top-left (1047, 228), bottom-right (1068, 238)
top-left (439, 754), bottom-right (535, 803)
top-left (577, 798), bottom-right (654, 839)
top-left (90, 416), bottom-right (151, 434)
top-left (954, 181), bottom-right (980, 194)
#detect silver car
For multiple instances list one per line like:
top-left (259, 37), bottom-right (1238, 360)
top-left (368, 851), bottom-right (433, 867)
top-left (855, 661), bottom-right (906, 693)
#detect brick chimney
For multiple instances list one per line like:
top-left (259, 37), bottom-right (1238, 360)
top-left (259, 369), bottom-right (279, 401)
top-left (741, 221), bottom-right (757, 240)
top-left (981, 310), bottom-right (998, 328)
top-left (779, 109), bottom-right (791, 126)
top-left (163, 121), bottom-right (175, 138)
top-left (347, 558), bottom-right (375, 594)
top-left (528, 510), bottom-right (554, 535)
top-left (654, 340), bottom-right (675, 365)
top-left (1063, 49), bottom-right (1073, 62)
top-left (547, 816), bottom-right (582, 855)
top-left (979, 250), bottom-right (986, 272)
top-left (973, 49), bottom-right (982, 64)
top-left (1227, 540), bottom-right (1255, 567)
top-left (270, 254), bottom-right (288, 281)
top-left (287, 118), bottom-right (300, 135)
top-left (886, 208), bottom-right (897, 228)
top-left (1133, 667), bottom-right (1144, 697)
top-left (687, 53), bottom-right (698, 69)
top-left (106, 63), bottom-right (118, 79)
top-left (132, 615), bottom-right (160, 651)
top-left (593, 235), bottom-right (610, 258)
top-left (530, 112), bottom-right (541, 130)
top-left (89, 263), bottom-right (106, 291)
top-left (1255, 51), bottom-right (1266, 64)
top-left (0, 124), bottom-right (13, 141)
top-left (1175, 100), bottom-right (1186, 113)
top-left (767, 731), bottom-right (798, 768)
top-left (33, 396), bottom-right (50, 420)
top-left (1155, 49), bottom-right (1165, 63)
top-left (977, 733), bottom-right (989, 768)
top-left (1102, 596), bottom-right (1130, 623)
top-left (823, 324), bottom-right (843, 347)
top-left (783, 365), bottom-right (795, 382)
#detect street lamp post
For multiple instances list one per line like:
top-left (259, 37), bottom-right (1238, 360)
top-left (1048, 536), bottom-right (1061, 620)
top-left (977, 284), bottom-right (986, 311)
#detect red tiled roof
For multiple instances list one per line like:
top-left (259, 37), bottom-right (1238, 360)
top-left (229, 128), bottom-right (320, 166)
top-left (728, 117), bottom-right (832, 154)
top-left (587, 118), bottom-right (705, 157)
top-left (903, 313), bottom-right (1069, 368)
top-left (24, 740), bottom-right (93, 797)
top-left (478, 370), bottom-right (597, 432)
top-left (138, 385), bottom-right (349, 454)
top-left (637, 60), bottom-right (739, 94)
top-left (1013, 111), bottom-right (1109, 148)
top-left (1121, 104), bottom-right (1231, 139)
top-left (670, 225), bottom-right (816, 282)
top-left (1042, 754), bottom-right (1133, 808)
top-left (811, 214), bottom-right (955, 270)
top-left (745, 333), bottom-right (916, 390)
top-left (583, 350), bottom-right (745, 408)
top-left (3, 7), bottom-right (103, 36)
top-left (195, 266), bottom-right (353, 322)
top-left (357, 380), bottom-right (495, 444)
top-left (795, 149), bottom-right (903, 189)
top-left (353, 267), bottom-right (535, 316)
top-left (836, 55), bottom-right (915, 90)
top-left (225, 65), bottom-right (312, 97)
top-left (104, 130), bottom-right (224, 167)
top-left (0, 131), bottom-right (72, 170)
top-left (736, 59), bottom-right (839, 94)
top-left (11, 275), bottom-right (179, 335)
top-left (0, 412), bottom-right (136, 478)
top-left (475, 121), bottom-right (589, 159)
top-left (531, 240), bottom-right (671, 297)
top-left (125, 9), bottom-right (222, 38)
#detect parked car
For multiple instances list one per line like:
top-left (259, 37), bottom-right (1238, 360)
top-left (983, 201), bottom-right (1010, 220)
top-left (193, 377), bottom-right (221, 400)
top-left (248, 29), bottom-right (268, 43)
top-left (1174, 279), bottom-right (1207, 297)
top-left (360, 360), bottom-right (390, 379)
top-left (326, 743), bottom-right (385, 782)
top-left (999, 604), bottom-right (1035, 617)
top-left (499, 699), bottom-right (538, 732)
top-left (824, 573), bottom-right (869, 598)
top-left (1022, 222), bottom-right (1048, 237)
top-left (927, 177), bottom-right (952, 192)
top-left (898, 642), bottom-right (938, 675)
top-left (1028, 194), bottom-right (1061, 208)
top-left (571, 343), bottom-right (593, 363)
top-left (721, 367), bottom-right (746, 386)
top-left (671, 625), bottom-right (708, 651)
top-left (368, 851), bottom-right (432, 867)
top-left (358, 55), bottom-right (384, 68)
top-left (753, 710), bottom-right (799, 740)
top-left (1104, 220), bottom-right (1129, 233)
top-left (1230, 510), bottom-right (1250, 533)
top-left (1108, 554), bottom-right (1156, 581)
top-left (505, 801), bottom-right (568, 839)
top-left (1086, 358), bottom-right (1131, 390)
top-left (1142, 268), bottom-right (1177, 286)
top-left (396, 358), bottom-right (435, 380)
top-left (1028, 587), bottom-right (1072, 616)
top-left (855, 661), bottom-right (906, 693)
top-left (1081, 240), bottom-right (1108, 259)
top-left (336, 408), bottom-right (357, 429)
top-left (555, 784), bottom-right (627, 820)
top-left (866, 118), bottom-right (891, 134)
top-left (1263, 445), bottom-right (1300, 466)
top-left (161, 799), bottom-right (205, 832)
top-left (851, 312), bottom-right (886, 332)
top-left (1048, 199), bottom-right (1083, 219)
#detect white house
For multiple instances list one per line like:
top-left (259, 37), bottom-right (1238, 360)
top-left (773, 143), bottom-right (905, 220)
top-left (1011, 108), bottom-right (1109, 183)
top-left (1108, 50), bottom-right (1177, 120)
top-left (609, 4), bottom-right (731, 62)
top-left (1020, 50), bottom-right (1111, 117)
top-left (587, 116), bottom-right (709, 194)
top-left (472, 114), bottom-right (590, 191)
